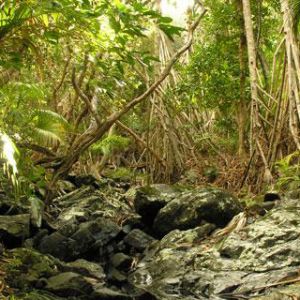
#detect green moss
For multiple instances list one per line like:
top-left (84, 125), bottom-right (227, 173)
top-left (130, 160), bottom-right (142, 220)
top-left (9, 290), bottom-right (65, 300)
top-left (6, 248), bottom-right (59, 289)
top-left (104, 167), bottom-right (135, 181)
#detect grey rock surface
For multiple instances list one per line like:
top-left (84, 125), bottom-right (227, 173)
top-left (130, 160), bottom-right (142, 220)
top-left (130, 199), bottom-right (300, 299)
top-left (0, 214), bottom-right (30, 244)
top-left (153, 187), bottom-right (242, 236)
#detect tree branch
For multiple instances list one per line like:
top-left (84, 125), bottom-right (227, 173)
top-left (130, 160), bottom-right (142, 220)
top-left (71, 67), bottom-right (101, 125)
top-left (116, 120), bottom-right (166, 167)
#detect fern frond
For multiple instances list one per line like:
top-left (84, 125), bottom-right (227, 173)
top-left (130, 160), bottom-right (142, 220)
top-left (91, 135), bottom-right (130, 155)
top-left (33, 128), bottom-right (63, 147)
top-left (290, 0), bottom-right (300, 33)
top-left (31, 109), bottom-right (71, 147)
top-left (34, 109), bottom-right (70, 128)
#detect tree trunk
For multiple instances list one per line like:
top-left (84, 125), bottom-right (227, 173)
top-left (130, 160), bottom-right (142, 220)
top-left (235, 0), bottom-right (248, 157)
top-left (242, 0), bottom-right (272, 183)
top-left (280, 0), bottom-right (300, 149)
top-left (242, 0), bottom-right (259, 155)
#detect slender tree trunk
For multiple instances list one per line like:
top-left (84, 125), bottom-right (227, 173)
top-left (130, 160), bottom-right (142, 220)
top-left (242, 0), bottom-right (272, 183)
top-left (242, 0), bottom-right (259, 155)
top-left (235, 0), bottom-right (247, 157)
top-left (280, 0), bottom-right (300, 149)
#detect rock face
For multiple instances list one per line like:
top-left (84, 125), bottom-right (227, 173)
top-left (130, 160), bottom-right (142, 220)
top-left (0, 214), bottom-right (30, 246)
top-left (153, 188), bottom-right (242, 237)
top-left (1, 182), bottom-right (156, 299)
top-left (124, 229), bottom-right (156, 251)
top-left (130, 199), bottom-right (300, 299)
top-left (133, 184), bottom-right (178, 227)
top-left (5, 181), bottom-right (296, 300)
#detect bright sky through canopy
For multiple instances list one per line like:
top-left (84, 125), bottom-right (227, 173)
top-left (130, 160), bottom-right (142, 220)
top-left (161, 0), bottom-right (194, 25)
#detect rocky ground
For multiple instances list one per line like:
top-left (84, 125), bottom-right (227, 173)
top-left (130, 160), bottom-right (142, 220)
top-left (0, 176), bottom-right (299, 299)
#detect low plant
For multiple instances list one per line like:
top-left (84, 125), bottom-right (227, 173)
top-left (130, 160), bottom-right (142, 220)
top-left (275, 151), bottom-right (300, 191)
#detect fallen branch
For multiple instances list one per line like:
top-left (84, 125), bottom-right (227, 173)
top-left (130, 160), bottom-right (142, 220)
top-left (17, 142), bottom-right (56, 157)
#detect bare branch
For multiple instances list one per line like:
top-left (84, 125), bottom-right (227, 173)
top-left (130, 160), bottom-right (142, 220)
top-left (71, 67), bottom-right (101, 125)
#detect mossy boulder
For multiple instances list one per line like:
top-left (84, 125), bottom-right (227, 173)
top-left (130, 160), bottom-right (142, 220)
top-left (5, 248), bottom-right (61, 289)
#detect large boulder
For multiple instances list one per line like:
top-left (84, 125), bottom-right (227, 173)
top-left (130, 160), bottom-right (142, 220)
top-left (133, 184), bottom-right (179, 227)
top-left (129, 199), bottom-right (300, 299)
top-left (153, 188), bottom-right (242, 237)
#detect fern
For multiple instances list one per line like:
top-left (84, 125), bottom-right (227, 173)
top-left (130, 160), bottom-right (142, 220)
top-left (91, 134), bottom-right (130, 155)
top-left (275, 151), bottom-right (300, 191)
top-left (31, 109), bottom-right (71, 147)
top-left (290, 0), bottom-right (300, 32)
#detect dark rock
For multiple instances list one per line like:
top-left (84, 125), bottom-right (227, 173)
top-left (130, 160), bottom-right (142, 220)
top-left (153, 188), bottom-right (242, 236)
top-left (108, 267), bottom-right (127, 282)
top-left (123, 229), bottom-right (156, 251)
top-left (45, 272), bottom-right (93, 297)
top-left (67, 174), bottom-right (99, 187)
top-left (37, 217), bottom-right (122, 261)
top-left (133, 184), bottom-right (178, 227)
top-left (38, 232), bottom-right (78, 261)
top-left (80, 218), bottom-right (122, 259)
top-left (26, 229), bottom-right (49, 248)
top-left (92, 286), bottom-right (133, 299)
top-left (65, 259), bottom-right (106, 281)
top-left (111, 253), bottom-right (133, 270)
top-left (58, 221), bottom-right (79, 237)
top-left (0, 214), bottom-right (30, 247)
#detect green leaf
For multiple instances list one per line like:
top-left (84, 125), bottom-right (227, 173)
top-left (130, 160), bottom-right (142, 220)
top-left (109, 16), bottom-right (121, 32)
top-left (159, 24), bottom-right (184, 41)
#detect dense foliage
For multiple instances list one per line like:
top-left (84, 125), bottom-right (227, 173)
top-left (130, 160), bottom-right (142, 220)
top-left (2, 0), bottom-right (300, 200)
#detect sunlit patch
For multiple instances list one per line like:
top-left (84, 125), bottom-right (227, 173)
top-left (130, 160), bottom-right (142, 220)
top-left (0, 133), bottom-right (19, 189)
top-left (1, 133), bottom-right (18, 175)
top-left (161, 0), bottom-right (194, 25)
